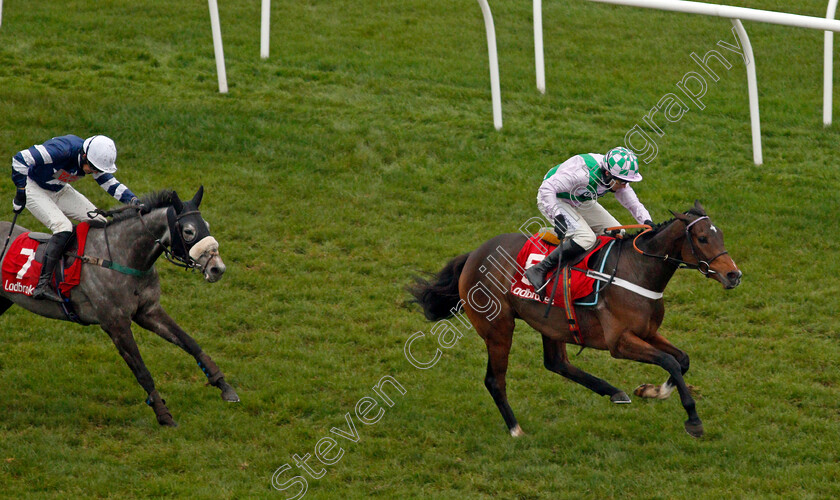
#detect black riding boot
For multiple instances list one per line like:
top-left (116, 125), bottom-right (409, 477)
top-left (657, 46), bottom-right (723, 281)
top-left (525, 239), bottom-right (587, 300)
top-left (31, 230), bottom-right (72, 302)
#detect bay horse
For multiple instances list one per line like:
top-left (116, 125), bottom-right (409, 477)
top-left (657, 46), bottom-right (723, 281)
top-left (0, 186), bottom-right (238, 426)
top-left (410, 201), bottom-right (741, 438)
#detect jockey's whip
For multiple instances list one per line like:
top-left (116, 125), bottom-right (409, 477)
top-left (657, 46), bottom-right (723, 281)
top-left (1, 211), bottom-right (21, 263)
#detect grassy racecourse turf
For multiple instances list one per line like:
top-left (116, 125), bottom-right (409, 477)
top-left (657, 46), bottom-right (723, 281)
top-left (0, 0), bottom-right (839, 497)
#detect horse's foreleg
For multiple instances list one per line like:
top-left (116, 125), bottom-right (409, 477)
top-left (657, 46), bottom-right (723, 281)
top-left (133, 305), bottom-right (239, 403)
top-left (634, 333), bottom-right (690, 400)
top-left (103, 322), bottom-right (176, 427)
top-left (541, 336), bottom-right (631, 404)
top-left (612, 331), bottom-right (702, 438)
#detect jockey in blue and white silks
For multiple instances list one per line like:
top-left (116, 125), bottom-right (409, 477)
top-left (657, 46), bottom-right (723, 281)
top-left (10, 134), bottom-right (143, 302)
top-left (525, 147), bottom-right (653, 300)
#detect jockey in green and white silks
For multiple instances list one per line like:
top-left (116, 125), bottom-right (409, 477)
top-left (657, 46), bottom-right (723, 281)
top-left (525, 147), bottom-right (653, 299)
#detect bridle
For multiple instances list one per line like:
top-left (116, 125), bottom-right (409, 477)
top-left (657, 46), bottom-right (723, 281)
top-left (88, 204), bottom-right (210, 273)
top-left (161, 207), bottom-right (209, 271)
top-left (633, 215), bottom-right (729, 277)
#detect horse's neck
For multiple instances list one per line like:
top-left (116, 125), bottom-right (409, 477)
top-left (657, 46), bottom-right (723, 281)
top-left (99, 208), bottom-right (169, 268)
top-left (621, 221), bottom-right (686, 292)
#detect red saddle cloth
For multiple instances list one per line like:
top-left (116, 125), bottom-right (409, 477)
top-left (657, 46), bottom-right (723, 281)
top-left (1, 223), bottom-right (91, 298)
top-left (510, 234), bottom-right (614, 306)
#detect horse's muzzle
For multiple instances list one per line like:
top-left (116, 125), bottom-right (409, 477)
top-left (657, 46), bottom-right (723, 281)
top-left (723, 270), bottom-right (742, 289)
top-left (204, 255), bottom-right (226, 283)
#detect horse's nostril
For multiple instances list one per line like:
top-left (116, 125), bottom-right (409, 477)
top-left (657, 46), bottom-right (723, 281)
top-left (727, 271), bottom-right (741, 282)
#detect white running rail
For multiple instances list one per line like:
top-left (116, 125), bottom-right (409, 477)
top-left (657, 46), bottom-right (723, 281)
top-left (477, 0), bottom-right (503, 130)
top-left (586, 0), bottom-right (840, 164)
top-left (481, 0), bottom-right (840, 161)
top-left (825, 0), bottom-right (838, 125)
top-left (261, 0), bottom-right (271, 59)
top-left (534, 0), bottom-right (545, 94)
top-left (208, 0), bottom-right (228, 93)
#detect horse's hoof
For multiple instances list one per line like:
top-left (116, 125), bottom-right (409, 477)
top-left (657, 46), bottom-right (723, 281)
top-left (634, 384), bottom-right (658, 398)
top-left (218, 381), bottom-right (240, 402)
top-left (509, 425), bottom-right (525, 438)
top-left (684, 420), bottom-right (704, 438)
top-left (221, 389), bottom-right (240, 403)
top-left (610, 391), bottom-right (631, 404)
top-left (157, 415), bottom-right (178, 427)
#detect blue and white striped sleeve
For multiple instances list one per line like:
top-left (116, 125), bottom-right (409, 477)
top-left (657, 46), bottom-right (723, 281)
top-left (92, 172), bottom-right (137, 203)
top-left (11, 152), bottom-right (30, 188)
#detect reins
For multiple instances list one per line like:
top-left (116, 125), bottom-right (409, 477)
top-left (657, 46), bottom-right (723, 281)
top-left (625, 216), bottom-right (729, 277)
top-left (83, 205), bottom-right (202, 276)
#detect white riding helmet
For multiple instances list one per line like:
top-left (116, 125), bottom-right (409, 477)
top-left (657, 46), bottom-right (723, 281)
top-left (83, 135), bottom-right (118, 173)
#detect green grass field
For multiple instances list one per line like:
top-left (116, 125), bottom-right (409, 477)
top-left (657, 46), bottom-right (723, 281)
top-left (1, 0), bottom-right (839, 497)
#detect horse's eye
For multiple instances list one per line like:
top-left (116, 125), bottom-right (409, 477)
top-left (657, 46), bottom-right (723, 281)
top-left (183, 226), bottom-right (196, 242)
top-left (698, 236), bottom-right (708, 244)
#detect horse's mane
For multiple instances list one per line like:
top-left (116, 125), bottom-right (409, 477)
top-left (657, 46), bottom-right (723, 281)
top-left (87, 190), bottom-right (175, 227)
top-left (626, 206), bottom-right (706, 239)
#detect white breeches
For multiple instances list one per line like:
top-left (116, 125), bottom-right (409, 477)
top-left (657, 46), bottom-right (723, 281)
top-left (545, 201), bottom-right (620, 250)
top-left (25, 182), bottom-right (105, 233)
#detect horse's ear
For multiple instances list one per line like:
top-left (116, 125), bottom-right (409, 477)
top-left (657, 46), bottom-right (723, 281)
top-left (693, 200), bottom-right (706, 214)
top-left (171, 191), bottom-right (184, 213)
top-left (670, 209), bottom-right (689, 222)
top-left (191, 185), bottom-right (204, 207)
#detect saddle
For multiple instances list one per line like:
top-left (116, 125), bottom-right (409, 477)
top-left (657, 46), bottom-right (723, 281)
top-left (511, 233), bottom-right (615, 307)
top-left (1, 223), bottom-right (91, 299)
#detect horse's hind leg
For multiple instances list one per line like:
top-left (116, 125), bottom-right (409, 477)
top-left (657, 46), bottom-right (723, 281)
top-left (133, 303), bottom-right (239, 402)
top-left (103, 320), bottom-right (176, 426)
top-left (472, 312), bottom-right (523, 437)
top-left (541, 336), bottom-right (630, 404)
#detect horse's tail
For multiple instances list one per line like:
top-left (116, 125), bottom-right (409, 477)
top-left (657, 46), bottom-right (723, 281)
top-left (409, 252), bottom-right (471, 321)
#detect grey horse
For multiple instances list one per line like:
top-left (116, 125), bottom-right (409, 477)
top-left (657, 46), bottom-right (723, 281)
top-left (0, 186), bottom-right (238, 426)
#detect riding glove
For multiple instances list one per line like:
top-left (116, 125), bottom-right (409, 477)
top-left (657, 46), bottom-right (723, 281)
top-left (130, 197), bottom-right (146, 211)
top-left (12, 189), bottom-right (26, 213)
top-left (553, 215), bottom-right (568, 240)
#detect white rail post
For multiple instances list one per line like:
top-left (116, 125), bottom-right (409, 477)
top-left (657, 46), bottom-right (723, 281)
top-left (534, 0), bottom-right (546, 94)
top-left (825, 0), bottom-right (838, 126)
top-left (261, 0), bottom-right (270, 59)
top-left (731, 20), bottom-right (761, 165)
top-left (208, 0), bottom-right (228, 93)
top-left (477, 0), bottom-right (503, 130)
top-left (1, 0), bottom-right (4, 29)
